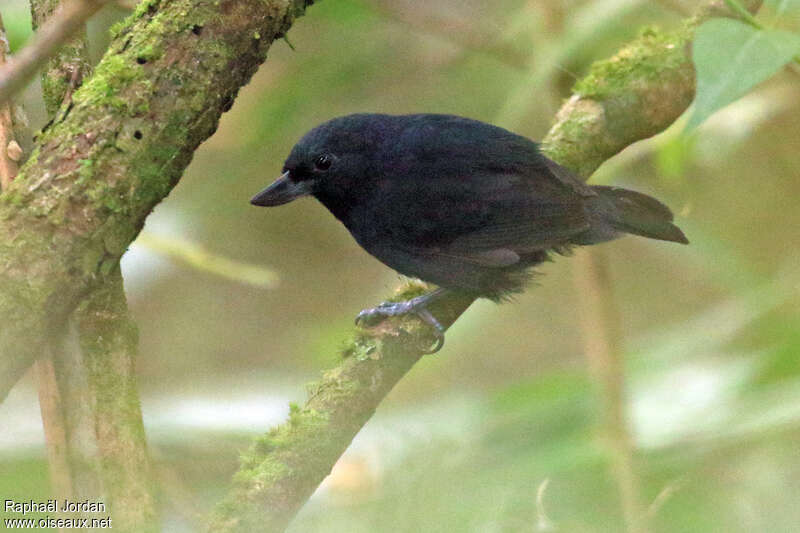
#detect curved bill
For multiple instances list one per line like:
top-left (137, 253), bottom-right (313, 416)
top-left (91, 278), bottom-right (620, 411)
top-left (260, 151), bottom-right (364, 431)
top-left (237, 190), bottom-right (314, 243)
top-left (250, 171), bottom-right (312, 207)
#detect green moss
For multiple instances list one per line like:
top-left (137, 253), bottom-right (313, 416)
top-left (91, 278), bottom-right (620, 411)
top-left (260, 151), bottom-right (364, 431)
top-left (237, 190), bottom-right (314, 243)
top-left (109, 20), bottom-right (127, 39)
top-left (573, 23), bottom-right (693, 99)
top-left (41, 76), bottom-right (70, 113)
top-left (135, 42), bottom-right (163, 63)
top-left (388, 279), bottom-right (431, 301)
top-left (233, 457), bottom-right (291, 487)
top-left (85, 180), bottom-right (126, 214)
top-left (72, 54), bottom-right (153, 116)
top-left (288, 402), bottom-right (301, 423)
top-left (247, 407), bottom-right (329, 457)
top-left (76, 158), bottom-right (94, 185)
top-left (316, 370), bottom-right (361, 403)
top-left (133, 0), bottom-right (160, 19)
top-left (340, 331), bottom-right (378, 360)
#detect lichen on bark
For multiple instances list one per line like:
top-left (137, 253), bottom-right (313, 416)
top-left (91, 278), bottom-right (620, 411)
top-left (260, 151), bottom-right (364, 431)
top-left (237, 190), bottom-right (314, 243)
top-left (29, 0), bottom-right (92, 117)
top-left (74, 268), bottom-right (157, 531)
top-left (0, 0), bottom-right (316, 401)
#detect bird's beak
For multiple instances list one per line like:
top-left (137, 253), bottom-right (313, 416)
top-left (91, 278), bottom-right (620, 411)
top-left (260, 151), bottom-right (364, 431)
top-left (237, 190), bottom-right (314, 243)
top-left (250, 171), bottom-right (312, 207)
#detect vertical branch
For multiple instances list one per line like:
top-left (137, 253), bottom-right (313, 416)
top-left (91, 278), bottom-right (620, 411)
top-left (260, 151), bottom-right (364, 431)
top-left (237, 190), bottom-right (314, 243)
top-left (2, 12), bottom-right (77, 523)
top-left (25, 1), bottom-right (98, 517)
top-left (25, 1), bottom-right (158, 530)
top-left (33, 361), bottom-right (74, 503)
top-left (0, 14), bottom-right (19, 190)
top-left (573, 249), bottom-right (647, 533)
top-left (75, 271), bottom-right (157, 531)
top-left (496, 6), bottom-right (647, 528)
top-left (560, 4), bottom-right (762, 531)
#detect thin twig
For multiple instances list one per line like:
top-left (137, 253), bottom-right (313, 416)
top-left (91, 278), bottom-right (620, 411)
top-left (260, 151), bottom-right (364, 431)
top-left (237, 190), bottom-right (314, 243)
top-left (137, 231), bottom-right (279, 288)
top-left (536, 478), bottom-right (556, 531)
top-left (499, 6), bottom-right (648, 527)
top-left (33, 359), bottom-right (75, 503)
top-left (723, 0), bottom-right (764, 27)
top-left (0, 0), bottom-right (106, 106)
top-left (0, 14), bottom-right (19, 189)
top-left (573, 249), bottom-right (648, 533)
top-left (722, 0), bottom-right (800, 65)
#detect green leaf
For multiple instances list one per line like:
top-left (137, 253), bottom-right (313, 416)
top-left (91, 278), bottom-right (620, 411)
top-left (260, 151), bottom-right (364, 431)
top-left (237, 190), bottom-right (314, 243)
top-left (688, 18), bottom-right (800, 129)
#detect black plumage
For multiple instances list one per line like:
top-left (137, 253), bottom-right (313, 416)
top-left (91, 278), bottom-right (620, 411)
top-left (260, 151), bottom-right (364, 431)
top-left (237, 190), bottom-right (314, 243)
top-left (251, 113), bottom-right (687, 349)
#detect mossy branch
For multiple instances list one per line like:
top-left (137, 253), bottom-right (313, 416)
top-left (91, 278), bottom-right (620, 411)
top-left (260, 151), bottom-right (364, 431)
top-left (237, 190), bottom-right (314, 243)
top-left (0, 0), bottom-right (317, 401)
top-left (28, 0), bottom-right (158, 528)
top-left (29, 0), bottom-right (101, 517)
top-left (0, 14), bottom-right (20, 190)
top-left (29, 0), bottom-right (93, 116)
top-left (73, 268), bottom-right (158, 531)
top-left (209, 2), bottom-right (762, 532)
top-left (209, 283), bottom-right (476, 532)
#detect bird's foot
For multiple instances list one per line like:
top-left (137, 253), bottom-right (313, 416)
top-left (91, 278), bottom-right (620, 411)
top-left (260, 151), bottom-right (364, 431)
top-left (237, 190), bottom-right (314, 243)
top-left (355, 290), bottom-right (447, 354)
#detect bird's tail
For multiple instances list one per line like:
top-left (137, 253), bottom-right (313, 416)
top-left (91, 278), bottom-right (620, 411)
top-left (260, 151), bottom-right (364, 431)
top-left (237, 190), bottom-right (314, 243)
top-left (586, 185), bottom-right (689, 245)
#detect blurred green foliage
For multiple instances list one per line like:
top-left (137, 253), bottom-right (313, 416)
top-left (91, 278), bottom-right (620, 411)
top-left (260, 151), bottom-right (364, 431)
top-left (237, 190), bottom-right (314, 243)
top-left (689, 14), bottom-right (800, 129)
top-left (1, 0), bottom-right (799, 531)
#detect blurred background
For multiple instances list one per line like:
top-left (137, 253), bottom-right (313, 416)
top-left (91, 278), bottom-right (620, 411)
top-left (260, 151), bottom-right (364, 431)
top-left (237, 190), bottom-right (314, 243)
top-left (1, 0), bottom-right (800, 531)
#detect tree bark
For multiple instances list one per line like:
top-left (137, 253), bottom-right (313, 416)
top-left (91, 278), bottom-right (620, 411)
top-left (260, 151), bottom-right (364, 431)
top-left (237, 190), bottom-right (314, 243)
top-left (0, 0), bottom-right (316, 401)
top-left (74, 269), bottom-right (157, 531)
top-left (30, 0), bottom-right (92, 117)
top-left (27, 1), bottom-right (158, 529)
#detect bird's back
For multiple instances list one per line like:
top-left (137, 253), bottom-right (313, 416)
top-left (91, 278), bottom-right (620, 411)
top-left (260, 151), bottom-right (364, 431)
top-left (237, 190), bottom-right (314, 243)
top-left (332, 114), bottom-right (597, 297)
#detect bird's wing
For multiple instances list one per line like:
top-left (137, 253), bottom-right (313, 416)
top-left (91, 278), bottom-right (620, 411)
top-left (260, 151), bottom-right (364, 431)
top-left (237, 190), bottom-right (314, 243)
top-left (371, 115), bottom-right (594, 267)
top-left (374, 171), bottom-right (591, 268)
top-left (447, 196), bottom-right (590, 252)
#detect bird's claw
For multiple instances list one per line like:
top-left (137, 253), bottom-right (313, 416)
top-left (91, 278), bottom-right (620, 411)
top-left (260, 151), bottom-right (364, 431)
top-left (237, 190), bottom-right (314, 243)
top-left (354, 301), bottom-right (446, 354)
top-left (415, 307), bottom-right (445, 354)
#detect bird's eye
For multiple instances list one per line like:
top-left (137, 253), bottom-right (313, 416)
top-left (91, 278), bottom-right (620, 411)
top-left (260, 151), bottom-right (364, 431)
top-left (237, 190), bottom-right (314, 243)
top-left (314, 154), bottom-right (332, 171)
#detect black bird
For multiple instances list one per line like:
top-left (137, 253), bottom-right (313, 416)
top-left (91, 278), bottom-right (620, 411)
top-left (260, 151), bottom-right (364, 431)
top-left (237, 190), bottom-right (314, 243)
top-left (251, 113), bottom-right (687, 351)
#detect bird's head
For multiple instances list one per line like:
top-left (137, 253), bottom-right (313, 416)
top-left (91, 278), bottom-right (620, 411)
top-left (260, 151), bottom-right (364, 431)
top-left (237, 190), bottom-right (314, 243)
top-left (250, 114), bottom-right (387, 208)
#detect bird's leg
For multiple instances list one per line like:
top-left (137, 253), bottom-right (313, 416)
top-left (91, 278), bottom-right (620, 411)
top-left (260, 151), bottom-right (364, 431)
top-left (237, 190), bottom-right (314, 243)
top-left (355, 287), bottom-right (449, 353)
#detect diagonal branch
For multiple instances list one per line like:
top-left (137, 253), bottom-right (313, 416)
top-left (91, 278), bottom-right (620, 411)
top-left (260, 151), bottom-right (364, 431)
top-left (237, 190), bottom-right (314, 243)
top-left (0, 0), bottom-right (317, 402)
top-left (28, 0), bottom-right (95, 517)
top-left (209, 284), bottom-right (476, 532)
top-left (208, 1), bottom-right (763, 532)
top-left (28, 0), bottom-right (158, 529)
